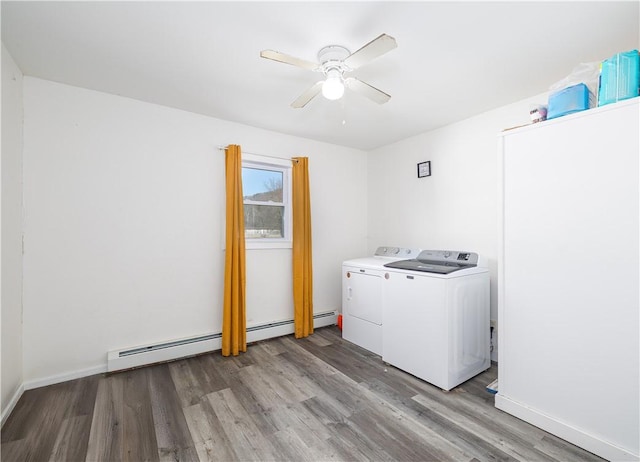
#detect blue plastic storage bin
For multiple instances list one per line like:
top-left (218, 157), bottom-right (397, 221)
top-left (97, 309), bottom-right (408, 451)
top-left (547, 83), bottom-right (592, 119)
top-left (598, 50), bottom-right (640, 106)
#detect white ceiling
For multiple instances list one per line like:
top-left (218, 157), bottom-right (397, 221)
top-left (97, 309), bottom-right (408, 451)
top-left (2, 1), bottom-right (638, 150)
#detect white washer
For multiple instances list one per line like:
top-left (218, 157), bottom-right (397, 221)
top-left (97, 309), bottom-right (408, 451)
top-left (382, 250), bottom-right (490, 391)
top-left (342, 246), bottom-right (420, 355)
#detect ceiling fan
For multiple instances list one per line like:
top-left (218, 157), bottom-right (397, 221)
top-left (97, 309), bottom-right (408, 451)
top-left (260, 33), bottom-right (397, 108)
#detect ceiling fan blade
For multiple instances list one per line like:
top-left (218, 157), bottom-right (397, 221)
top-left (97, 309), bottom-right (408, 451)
top-left (260, 50), bottom-right (319, 71)
top-left (343, 34), bottom-right (397, 70)
top-left (345, 78), bottom-right (391, 104)
top-left (291, 81), bottom-right (323, 108)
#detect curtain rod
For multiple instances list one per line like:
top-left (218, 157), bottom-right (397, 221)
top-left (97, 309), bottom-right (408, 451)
top-left (216, 145), bottom-right (297, 163)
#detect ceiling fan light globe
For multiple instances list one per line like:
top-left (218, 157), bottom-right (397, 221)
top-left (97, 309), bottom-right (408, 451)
top-left (322, 76), bottom-right (344, 100)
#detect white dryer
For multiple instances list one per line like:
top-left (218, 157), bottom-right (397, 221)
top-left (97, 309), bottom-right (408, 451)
top-left (342, 246), bottom-right (420, 355)
top-left (382, 250), bottom-right (490, 391)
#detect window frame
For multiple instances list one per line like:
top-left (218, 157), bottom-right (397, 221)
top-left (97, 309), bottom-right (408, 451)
top-left (241, 153), bottom-right (292, 250)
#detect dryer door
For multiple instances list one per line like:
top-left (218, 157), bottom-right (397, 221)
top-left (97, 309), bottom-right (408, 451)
top-left (344, 269), bottom-right (383, 325)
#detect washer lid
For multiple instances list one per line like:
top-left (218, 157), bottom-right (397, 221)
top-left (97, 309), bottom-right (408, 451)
top-left (383, 250), bottom-right (479, 274)
top-left (383, 259), bottom-right (474, 274)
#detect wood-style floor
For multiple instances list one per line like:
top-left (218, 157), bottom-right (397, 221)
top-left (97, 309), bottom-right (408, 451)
top-left (1, 326), bottom-right (603, 462)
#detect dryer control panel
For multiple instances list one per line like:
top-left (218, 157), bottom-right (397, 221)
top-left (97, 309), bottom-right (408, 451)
top-left (374, 246), bottom-right (421, 259)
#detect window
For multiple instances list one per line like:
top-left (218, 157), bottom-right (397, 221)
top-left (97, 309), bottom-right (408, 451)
top-left (242, 154), bottom-right (291, 249)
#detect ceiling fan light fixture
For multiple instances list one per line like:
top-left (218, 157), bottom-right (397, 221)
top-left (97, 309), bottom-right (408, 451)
top-left (322, 70), bottom-right (344, 100)
top-left (261, 34), bottom-right (396, 107)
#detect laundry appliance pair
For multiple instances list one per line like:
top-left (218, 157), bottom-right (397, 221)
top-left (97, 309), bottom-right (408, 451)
top-left (342, 246), bottom-right (490, 391)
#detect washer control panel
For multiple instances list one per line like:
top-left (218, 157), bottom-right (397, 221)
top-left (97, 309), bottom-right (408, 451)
top-left (416, 250), bottom-right (478, 265)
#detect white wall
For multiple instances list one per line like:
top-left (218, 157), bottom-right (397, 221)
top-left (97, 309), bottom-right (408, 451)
top-left (367, 93), bottom-right (549, 360)
top-left (15, 72), bottom-right (558, 384)
top-left (1, 44), bottom-right (24, 420)
top-left (22, 77), bottom-right (368, 384)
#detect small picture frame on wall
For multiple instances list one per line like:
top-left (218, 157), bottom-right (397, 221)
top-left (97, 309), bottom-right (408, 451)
top-left (417, 161), bottom-right (431, 178)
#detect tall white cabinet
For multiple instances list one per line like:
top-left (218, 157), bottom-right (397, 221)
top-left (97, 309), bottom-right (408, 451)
top-left (497, 98), bottom-right (639, 461)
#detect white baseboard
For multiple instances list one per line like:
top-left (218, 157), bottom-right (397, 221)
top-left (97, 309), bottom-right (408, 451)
top-left (495, 394), bottom-right (639, 461)
top-left (1, 383), bottom-right (25, 428)
top-left (23, 364), bottom-right (107, 391)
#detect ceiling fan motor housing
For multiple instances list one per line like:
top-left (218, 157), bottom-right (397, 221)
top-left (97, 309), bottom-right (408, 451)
top-left (317, 45), bottom-right (351, 76)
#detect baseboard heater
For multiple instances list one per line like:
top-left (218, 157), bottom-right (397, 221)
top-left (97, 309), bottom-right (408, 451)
top-left (107, 310), bottom-right (337, 373)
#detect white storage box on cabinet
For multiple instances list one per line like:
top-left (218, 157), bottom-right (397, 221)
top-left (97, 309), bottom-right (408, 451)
top-left (497, 98), bottom-right (639, 461)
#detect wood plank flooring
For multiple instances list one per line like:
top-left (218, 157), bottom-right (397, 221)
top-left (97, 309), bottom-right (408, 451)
top-left (1, 326), bottom-right (604, 462)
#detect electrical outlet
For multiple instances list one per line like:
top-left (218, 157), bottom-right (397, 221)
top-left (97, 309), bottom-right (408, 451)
top-left (490, 320), bottom-right (497, 329)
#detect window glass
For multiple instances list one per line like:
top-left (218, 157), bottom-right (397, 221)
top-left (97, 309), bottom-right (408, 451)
top-left (243, 204), bottom-right (284, 238)
top-left (242, 168), bottom-right (283, 202)
top-left (241, 163), bottom-right (290, 244)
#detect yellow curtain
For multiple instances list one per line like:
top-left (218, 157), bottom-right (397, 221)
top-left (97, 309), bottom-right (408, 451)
top-left (292, 157), bottom-right (314, 338)
top-left (222, 145), bottom-right (247, 356)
